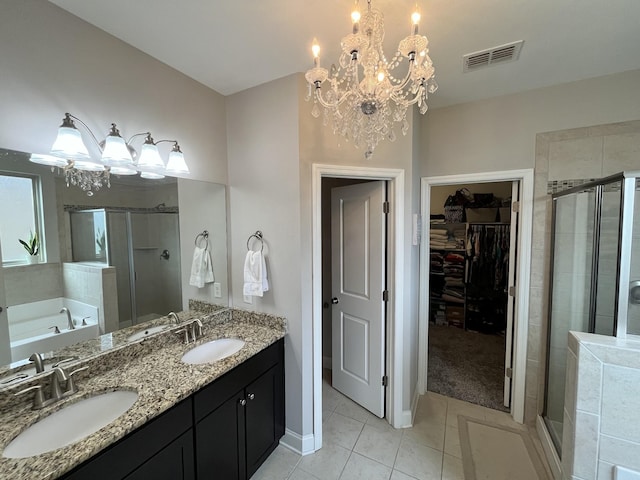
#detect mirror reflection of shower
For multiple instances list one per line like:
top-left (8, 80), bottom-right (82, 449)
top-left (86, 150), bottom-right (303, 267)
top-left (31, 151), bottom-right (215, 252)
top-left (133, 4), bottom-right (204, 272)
top-left (69, 207), bottom-right (182, 329)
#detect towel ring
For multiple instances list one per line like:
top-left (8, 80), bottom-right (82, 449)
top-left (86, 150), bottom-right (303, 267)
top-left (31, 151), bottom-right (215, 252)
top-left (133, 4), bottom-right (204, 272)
top-left (247, 231), bottom-right (264, 252)
top-left (195, 231), bottom-right (209, 249)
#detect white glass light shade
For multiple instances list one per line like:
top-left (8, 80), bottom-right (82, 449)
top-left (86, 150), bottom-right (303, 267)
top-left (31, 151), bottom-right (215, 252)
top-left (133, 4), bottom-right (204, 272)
top-left (50, 126), bottom-right (90, 160)
top-left (136, 142), bottom-right (165, 173)
top-left (29, 153), bottom-right (68, 167)
top-left (165, 149), bottom-right (190, 175)
top-left (140, 171), bottom-right (165, 180)
top-left (73, 160), bottom-right (105, 172)
top-left (109, 165), bottom-right (138, 176)
top-left (101, 135), bottom-right (133, 167)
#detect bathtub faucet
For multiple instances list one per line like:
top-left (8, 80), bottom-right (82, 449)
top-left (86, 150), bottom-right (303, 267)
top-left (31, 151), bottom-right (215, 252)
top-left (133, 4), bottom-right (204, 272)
top-left (60, 307), bottom-right (75, 330)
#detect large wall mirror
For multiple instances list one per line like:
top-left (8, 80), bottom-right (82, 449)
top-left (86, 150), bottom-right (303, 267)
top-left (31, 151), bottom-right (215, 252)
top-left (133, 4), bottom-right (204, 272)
top-left (0, 148), bottom-right (228, 366)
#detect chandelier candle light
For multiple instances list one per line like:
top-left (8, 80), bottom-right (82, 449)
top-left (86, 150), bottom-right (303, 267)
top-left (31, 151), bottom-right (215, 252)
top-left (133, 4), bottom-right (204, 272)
top-left (305, 0), bottom-right (437, 158)
top-left (32, 113), bottom-right (190, 195)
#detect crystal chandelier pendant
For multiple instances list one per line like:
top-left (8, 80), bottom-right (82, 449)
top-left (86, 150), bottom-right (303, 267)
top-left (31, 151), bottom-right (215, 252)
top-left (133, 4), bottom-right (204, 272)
top-left (305, 0), bottom-right (437, 158)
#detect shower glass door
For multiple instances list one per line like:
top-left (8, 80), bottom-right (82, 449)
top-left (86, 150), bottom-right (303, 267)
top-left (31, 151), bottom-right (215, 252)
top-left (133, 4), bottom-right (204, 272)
top-left (626, 179), bottom-right (640, 335)
top-left (544, 189), bottom-right (596, 454)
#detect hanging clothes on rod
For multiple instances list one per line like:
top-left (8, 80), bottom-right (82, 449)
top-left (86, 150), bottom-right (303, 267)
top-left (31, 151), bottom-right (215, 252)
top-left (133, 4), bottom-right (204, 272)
top-left (466, 223), bottom-right (510, 333)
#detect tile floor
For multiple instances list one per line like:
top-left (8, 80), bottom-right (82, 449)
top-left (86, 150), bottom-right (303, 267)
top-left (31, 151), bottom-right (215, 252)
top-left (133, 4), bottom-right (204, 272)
top-left (251, 380), bottom-right (550, 480)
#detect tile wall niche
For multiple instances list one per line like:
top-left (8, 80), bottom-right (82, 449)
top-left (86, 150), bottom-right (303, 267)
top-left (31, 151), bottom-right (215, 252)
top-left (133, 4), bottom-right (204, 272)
top-left (530, 120), bottom-right (640, 426)
top-left (563, 332), bottom-right (640, 480)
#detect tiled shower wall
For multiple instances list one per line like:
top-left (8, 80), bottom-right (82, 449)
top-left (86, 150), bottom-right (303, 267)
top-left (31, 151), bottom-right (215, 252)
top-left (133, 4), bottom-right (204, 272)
top-left (563, 332), bottom-right (640, 479)
top-left (528, 120), bottom-right (640, 424)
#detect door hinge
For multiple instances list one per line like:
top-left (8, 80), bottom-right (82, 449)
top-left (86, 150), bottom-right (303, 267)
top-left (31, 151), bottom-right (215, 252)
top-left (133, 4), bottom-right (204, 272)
top-left (382, 290), bottom-right (389, 302)
top-left (382, 375), bottom-right (388, 387)
top-left (508, 285), bottom-right (515, 297)
top-left (383, 201), bottom-right (390, 214)
top-left (506, 367), bottom-right (513, 378)
top-left (512, 201), bottom-right (520, 213)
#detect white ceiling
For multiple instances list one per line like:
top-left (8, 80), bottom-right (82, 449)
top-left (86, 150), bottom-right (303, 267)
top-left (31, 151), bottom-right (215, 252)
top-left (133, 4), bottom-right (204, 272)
top-left (50, 0), bottom-right (640, 109)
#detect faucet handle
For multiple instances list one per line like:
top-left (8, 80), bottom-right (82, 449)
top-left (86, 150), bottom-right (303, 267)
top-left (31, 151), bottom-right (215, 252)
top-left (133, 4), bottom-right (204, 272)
top-left (15, 385), bottom-right (46, 410)
top-left (65, 366), bottom-right (89, 395)
top-left (174, 328), bottom-right (190, 344)
top-left (49, 325), bottom-right (61, 334)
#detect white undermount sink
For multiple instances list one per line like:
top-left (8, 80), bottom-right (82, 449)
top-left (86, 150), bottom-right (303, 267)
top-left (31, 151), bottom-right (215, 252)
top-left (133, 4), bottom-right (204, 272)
top-left (3, 390), bottom-right (138, 458)
top-left (127, 325), bottom-right (170, 342)
top-left (181, 338), bottom-right (245, 365)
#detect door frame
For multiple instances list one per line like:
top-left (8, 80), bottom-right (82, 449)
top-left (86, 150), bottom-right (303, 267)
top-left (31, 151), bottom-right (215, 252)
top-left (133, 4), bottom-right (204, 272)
top-left (418, 169), bottom-right (534, 424)
top-left (312, 164), bottom-right (405, 451)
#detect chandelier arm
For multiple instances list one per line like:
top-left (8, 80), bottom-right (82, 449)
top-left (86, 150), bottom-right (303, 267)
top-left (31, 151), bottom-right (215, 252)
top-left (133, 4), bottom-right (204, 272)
top-left (126, 132), bottom-right (151, 144)
top-left (67, 114), bottom-right (103, 150)
top-left (315, 89), bottom-right (353, 109)
top-left (390, 58), bottom-right (416, 91)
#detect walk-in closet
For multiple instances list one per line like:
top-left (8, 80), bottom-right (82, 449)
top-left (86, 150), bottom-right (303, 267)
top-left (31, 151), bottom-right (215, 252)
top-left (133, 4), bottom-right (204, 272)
top-left (427, 181), bottom-right (516, 411)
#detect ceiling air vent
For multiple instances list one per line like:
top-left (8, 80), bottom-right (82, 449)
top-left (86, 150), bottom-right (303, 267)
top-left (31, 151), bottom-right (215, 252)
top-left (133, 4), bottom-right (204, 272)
top-left (463, 40), bottom-right (524, 73)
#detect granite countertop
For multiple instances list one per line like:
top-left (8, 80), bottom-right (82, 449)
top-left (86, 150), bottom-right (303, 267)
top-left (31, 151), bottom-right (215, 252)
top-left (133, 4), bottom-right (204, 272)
top-left (0, 307), bottom-right (286, 479)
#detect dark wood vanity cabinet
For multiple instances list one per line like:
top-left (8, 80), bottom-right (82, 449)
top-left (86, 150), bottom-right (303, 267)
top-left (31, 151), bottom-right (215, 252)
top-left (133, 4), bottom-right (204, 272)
top-left (194, 338), bottom-right (285, 480)
top-left (59, 338), bottom-right (284, 480)
top-left (61, 399), bottom-right (195, 480)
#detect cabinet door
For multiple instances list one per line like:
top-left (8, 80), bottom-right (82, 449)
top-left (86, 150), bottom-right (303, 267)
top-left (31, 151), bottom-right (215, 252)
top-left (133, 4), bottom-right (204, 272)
top-left (125, 430), bottom-right (195, 480)
top-left (245, 362), bottom-right (284, 478)
top-left (61, 400), bottom-right (193, 480)
top-left (196, 390), bottom-right (246, 480)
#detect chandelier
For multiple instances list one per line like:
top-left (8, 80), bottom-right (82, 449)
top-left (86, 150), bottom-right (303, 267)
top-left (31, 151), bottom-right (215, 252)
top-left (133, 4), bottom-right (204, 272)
top-left (30, 113), bottom-right (189, 195)
top-left (305, 0), bottom-right (437, 158)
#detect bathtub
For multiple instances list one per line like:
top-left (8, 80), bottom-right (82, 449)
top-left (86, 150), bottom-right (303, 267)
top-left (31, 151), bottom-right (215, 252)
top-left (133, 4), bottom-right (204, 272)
top-left (8, 298), bottom-right (100, 362)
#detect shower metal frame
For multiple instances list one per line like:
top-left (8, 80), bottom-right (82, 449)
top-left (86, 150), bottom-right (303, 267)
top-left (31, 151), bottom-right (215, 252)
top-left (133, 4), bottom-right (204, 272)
top-left (543, 170), bottom-right (639, 455)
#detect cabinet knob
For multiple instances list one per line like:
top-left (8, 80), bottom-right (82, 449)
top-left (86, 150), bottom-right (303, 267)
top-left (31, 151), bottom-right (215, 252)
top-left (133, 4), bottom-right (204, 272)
top-left (247, 393), bottom-right (255, 401)
top-left (239, 399), bottom-right (247, 406)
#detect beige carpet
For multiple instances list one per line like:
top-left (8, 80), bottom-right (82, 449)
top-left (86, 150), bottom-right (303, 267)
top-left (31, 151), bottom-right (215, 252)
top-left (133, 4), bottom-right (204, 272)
top-left (458, 416), bottom-right (550, 480)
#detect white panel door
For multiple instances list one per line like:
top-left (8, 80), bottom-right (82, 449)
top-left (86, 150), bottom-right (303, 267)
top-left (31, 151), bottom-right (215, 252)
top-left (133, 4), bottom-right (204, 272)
top-left (331, 181), bottom-right (386, 418)
top-left (504, 180), bottom-right (520, 407)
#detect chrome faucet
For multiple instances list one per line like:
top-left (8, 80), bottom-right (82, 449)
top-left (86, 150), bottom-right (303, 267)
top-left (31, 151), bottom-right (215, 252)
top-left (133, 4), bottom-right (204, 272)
top-left (60, 307), bottom-right (75, 330)
top-left (167, 311), bottom-right (180, 325)
top-left (14, 365), bottom-right (89, 409)
top-left (29, 352), bottom-right (44, 373)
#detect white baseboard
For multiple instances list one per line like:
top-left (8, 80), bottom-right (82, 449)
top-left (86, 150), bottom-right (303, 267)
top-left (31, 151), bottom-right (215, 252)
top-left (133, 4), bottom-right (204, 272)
top-left (397, 389), bottom-right (420, 428)
top-left (280, 428), bottom-right (316, 456)
top-left (536, 415), bottom-right (562, 480)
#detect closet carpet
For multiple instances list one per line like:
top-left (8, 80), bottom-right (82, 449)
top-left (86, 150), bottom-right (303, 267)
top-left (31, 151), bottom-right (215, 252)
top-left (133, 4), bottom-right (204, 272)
top-left (427, 324), bottom-right (508, 412)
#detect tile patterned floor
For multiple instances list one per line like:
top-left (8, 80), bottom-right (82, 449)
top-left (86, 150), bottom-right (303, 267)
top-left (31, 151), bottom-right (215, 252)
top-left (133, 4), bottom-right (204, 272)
top-left (251, 381), bottom-right (547, 480)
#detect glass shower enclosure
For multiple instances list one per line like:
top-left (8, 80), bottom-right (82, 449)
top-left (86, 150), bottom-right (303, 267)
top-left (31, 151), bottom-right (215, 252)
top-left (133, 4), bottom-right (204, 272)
top-left (543, 171), bottom-right (640, 455)
top-left (69, 208), bottom-right (182, 329)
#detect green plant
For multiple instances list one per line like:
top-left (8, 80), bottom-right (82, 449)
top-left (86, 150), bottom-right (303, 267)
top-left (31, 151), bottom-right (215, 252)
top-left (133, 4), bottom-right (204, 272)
top-left (19, 231), bottom-right (39, 256)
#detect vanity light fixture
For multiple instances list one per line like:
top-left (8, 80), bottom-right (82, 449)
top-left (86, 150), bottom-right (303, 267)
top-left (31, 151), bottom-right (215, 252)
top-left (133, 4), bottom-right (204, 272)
top-left (305, 0), bottom-right (437, 159)
top-left (38, 113), bottom-right (190, 195)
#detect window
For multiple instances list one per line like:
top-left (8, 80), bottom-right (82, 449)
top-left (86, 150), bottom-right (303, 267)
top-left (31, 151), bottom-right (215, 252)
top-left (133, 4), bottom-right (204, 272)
top-left (0, 172), bottom-right (44, 265)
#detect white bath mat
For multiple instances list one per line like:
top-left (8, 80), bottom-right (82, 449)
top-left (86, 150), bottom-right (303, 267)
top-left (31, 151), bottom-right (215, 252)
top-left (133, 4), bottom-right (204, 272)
top-left (458, 415), bottom-right (550, 480)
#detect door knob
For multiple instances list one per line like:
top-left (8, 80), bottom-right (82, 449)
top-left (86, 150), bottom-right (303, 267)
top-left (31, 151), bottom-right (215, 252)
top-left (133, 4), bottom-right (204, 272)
top-left (331, 297), bottom-right (339, 304)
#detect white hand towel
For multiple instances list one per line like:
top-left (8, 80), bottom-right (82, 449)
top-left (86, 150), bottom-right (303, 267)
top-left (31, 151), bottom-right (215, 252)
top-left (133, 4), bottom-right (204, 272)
top-left (189, 246), bottom-right (215, 288)
top-left (243, 250), bottom-right (269, 297)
